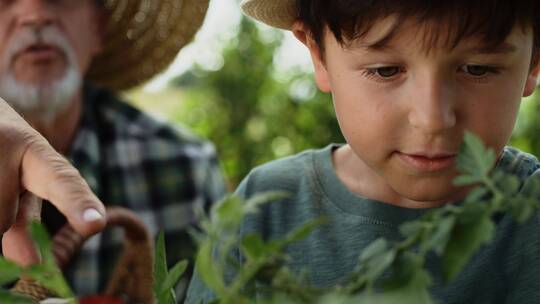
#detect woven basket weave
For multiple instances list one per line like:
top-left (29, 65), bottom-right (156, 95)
top-left (13, 207), bottom-right (154, 304)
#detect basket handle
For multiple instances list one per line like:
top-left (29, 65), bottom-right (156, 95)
top-left (13, 207), bottom-right (155, 304)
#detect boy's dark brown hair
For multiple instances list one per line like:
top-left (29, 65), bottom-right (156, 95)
top-left (298, 0), bottom-right (540, 67)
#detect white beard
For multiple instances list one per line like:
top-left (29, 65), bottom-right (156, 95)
top-left (0, 65), bottom-right (81, 123)
top-left (0, 27), bottom-right (82, 123)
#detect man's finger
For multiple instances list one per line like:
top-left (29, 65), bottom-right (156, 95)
top-left (0, 105), bottom-right (22, 233)
top-left (21, 139), bottom-right (106, 237)
top-left (0, 98), bottom-right (105, 241)
top-left (0, 167), bottom-right (19, 233)
top-left (2, 193), bottom-right (41, 267)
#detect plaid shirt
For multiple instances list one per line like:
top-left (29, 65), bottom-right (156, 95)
top-left (42, 84), bottom-right (226, 298)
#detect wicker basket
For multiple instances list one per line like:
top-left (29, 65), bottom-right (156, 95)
top-left (13, 207), bottom-right (155, 304)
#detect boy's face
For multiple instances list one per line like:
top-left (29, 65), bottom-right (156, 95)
top-left (296, 17), bottom-right (540, 206)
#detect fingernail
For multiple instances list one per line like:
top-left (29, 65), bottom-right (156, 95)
top-left (83, 208), bottom-right (103, 222)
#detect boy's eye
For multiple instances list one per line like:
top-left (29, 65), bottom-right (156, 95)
top-left (374, 66), bottom-right (401, 78)
top-left (361, 66), bottom-right (404, 83)
top-left (462, 65), bottom-right (493, 77)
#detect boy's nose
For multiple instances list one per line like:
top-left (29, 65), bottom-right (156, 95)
top-left (407, 79), bottom-right (457, 134)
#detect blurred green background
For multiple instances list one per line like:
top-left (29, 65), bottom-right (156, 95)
top-left (125, 17), bottom-right (540, 190)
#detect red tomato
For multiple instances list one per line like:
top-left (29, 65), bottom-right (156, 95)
top-left (78, 295), bottom-right (124, 304)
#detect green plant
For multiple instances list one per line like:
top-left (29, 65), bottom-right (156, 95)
top-left (0, 223), bottom-right (74, 303)
top-left (192, 131), bottom-right (540, 304)
top-left (0, 227), bottom-right (188, 304)
top-left (153, 232), bottom-right (189, 304)
top-left (511, 90), bottom-right (540, 156)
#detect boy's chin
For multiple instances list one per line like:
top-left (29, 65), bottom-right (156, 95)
top-left (392, 180), bottom-right (466, 208)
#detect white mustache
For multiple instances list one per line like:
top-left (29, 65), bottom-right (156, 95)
top-left (4, 26), bottom-right (77, 68)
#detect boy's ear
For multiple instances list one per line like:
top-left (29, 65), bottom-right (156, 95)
top-left (292, 21), bottom-right (331, 93)
top-left (523, 55), bottom-right (540, 97)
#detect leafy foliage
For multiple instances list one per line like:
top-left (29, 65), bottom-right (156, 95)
top-left (0, 226), bottom-right (188, 303)
top-left (153, 231), bottom-right (189, 304)
top-left (0, 223), bottom-right (75, 303)
top-left (192, 131), bottom-right (540, 303)
top-left (511, 91), bottom-right (540, 157)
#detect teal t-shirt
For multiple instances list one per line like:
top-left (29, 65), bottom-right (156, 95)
top-left (186, 144), bottom-right (540, 304)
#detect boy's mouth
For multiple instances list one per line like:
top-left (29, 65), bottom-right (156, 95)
top-left (396, 152), bottom-right (456, 172)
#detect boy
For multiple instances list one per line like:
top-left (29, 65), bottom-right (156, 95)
top-left (187, 0), bottom-right (540, 302)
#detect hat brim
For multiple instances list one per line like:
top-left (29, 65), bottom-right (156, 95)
top-left (240, 0), bottom-right (297, 30)
top-left (87, 0), bottom-right (209, 91)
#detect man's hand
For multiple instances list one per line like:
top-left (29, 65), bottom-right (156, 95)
top-left (0, 98), bottom-right (106, 266)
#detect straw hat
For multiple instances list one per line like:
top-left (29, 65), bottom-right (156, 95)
top-left (87, 0), bottom-right (209, 91)
top-left (240, 0), bottom-right (297, 30)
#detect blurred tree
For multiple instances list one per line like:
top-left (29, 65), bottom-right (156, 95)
top-left (169, 18), bottom-right (343, 188)
top-left (511, 91), bottom-right (540, 156)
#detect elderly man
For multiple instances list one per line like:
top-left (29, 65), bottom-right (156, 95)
top-left (0, 0), bottom-right (226, 298)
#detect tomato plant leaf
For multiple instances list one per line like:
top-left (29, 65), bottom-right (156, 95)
top-left (195, 241), bottom-right (226, 296)
top-left (0, 290), bottom-right (34, 304)
top-left (240, 234), bottom-right (266, 261)
top-left (442, 206), bottom-right (495, 282)
top-left (0, 258), bottom-right (23, 285)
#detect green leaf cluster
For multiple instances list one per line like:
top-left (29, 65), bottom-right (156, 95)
top-left (153, 232), bottom-right (189, 304)
top-left (191, 131), bottom-right (540, 303)
top-left (0, 222), bottom-right (75, 303)
top-left (0, 225), bottom-right (189, 304)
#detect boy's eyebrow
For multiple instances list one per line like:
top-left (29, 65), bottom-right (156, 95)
top-left (464, 42), bottom-right (518, 55)
top-left (354, 42), bottom-right (518, 55)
